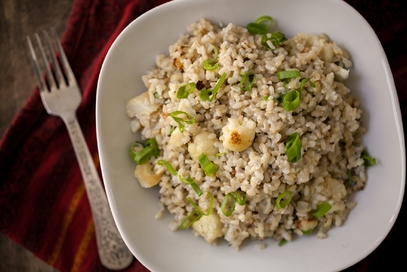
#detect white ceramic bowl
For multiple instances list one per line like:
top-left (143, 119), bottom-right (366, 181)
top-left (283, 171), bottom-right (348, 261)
top-left (96, 0), bottom-right (405, 271)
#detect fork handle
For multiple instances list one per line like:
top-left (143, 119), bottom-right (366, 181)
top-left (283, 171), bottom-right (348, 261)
top-left (62, 113), bottom-right (133, 270)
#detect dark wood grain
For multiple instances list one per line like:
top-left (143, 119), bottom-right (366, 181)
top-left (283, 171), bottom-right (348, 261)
top-left (0, 0), bottom-right (73, 270)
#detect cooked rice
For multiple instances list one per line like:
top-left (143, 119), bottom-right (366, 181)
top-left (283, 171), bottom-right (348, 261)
top-left (126, 18), bottom-right (367, 250)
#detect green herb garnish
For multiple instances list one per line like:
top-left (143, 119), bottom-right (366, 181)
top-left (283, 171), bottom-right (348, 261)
top-left (285, 132), bottom-right (302, 163)
top-left (312, 201), bottom-right (332, 219)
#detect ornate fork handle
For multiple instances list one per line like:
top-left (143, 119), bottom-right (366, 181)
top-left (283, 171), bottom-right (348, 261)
top-left (62, 112), bottom-right (133, 269)
top-left (27, 29), bottom-right (133, 269)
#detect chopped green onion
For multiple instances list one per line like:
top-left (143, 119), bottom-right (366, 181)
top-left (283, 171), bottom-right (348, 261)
top-left (235, 190), bottom-right (247, 205)
top-left (276, 95), bottom-right (284, 103)
top-left (203, 58), bottom-right (219, 71)
top-left (247, 15), bottom-right (274, 35)
top-left (146, 138), bottom-right (159, 157)
top-left (202, 192), bottom-right (214, 216)
top-left (129, 142), bottom-right (145, 163)
top-left (153, 92), bottom-right (159, 99)
top-left (256, 15), bottom-right (274, 26)
top-left (278, 238), bottom-right (288, 247)
top-left (221, 193), bottom-right (236, 217)
top-left (216, 152), bottom-right (226, 157)
top-left (200, 90), bottom-right (213, 102)
top-left (247, 23), bottom-right (268, 35)
top-left (302, 229), bottom-right (313, 235)
top-left (169, 126), bottom-right (176, 135)
top-left (361, 150), bottom-right (376, 166)
top-left (299, 78), bottom-right (315, 92)
top-left (285, 132), bottom-right (302, 163)
top-left (312, 201), bottom-right (332, 219)
top-left (239, 72), bottom-right (256, 91)
top-left (190, 183), bottom-right (202, 197)
top-left (176, 82), bottom-right (196, 99)
top-left (198, 153), bottom-right (218, 176)
top-left (180, 193), bottom-right (214, 229)
top-left (203, 60), bottom-right (219, 71)
top-left (200, 72), bottom-right (227, 102)
top-left (262, 96), bottom-right (270, 101)
top-left (130, 142), bottom-right (144, 153)
top-left (275, 191), bottom-right (292, 209)
top-left (179, 175), bottom-right (202, 196)
top-left (129, 143), bottom-right (150, 164)
top-left (169, 111), bottom-right (195, 133)
top-left (203, 46), bottom-right (219, 71)
top-left (179, 210), bottom-right (202, 229)
top-left (188, 192), bottom-right (213, 216)
top-left (187, 197), bottom-right (200, 211)
top-left (277, 70), bottom-right (301, 80)
top-left (282, 90), bottom-right (300, 111)
top-left (347, 169), bottom-right (355, 186)
top-left (186, 197), bottom-right (206, 217)
top-left (278, 78), bottom-right (314, 111)
top-left (261, 31), bottom-right (287, 49)
top-left (157, 160), bottom-right (178, 175)
top-left (129, 138), bottom-right (159, 165)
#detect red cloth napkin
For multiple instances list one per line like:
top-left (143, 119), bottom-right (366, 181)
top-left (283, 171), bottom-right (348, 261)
top-left (0, 0), bottom-right (169, 271)
top-left (0, 0), bottom-right (406, 271)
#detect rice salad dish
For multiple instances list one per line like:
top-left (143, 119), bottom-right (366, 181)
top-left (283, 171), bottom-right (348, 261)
top-left (125, 17), bottom-right (376, 250)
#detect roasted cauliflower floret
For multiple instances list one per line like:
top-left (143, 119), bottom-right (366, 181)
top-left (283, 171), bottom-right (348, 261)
top-left (192, 213), bottom-right (223, 244)
top-left (297, 217), bottom-right (319, 232)
top-left (331, 63), bottom-right (350, 81)
top-left (125, 92), bottom-right (160, 129)
top-left (134, 162), bottom-right (163, 188)
top-left (188, 131), bottom-right (218, 161)
top-left (220, 117), bottom-right (256, 152)
top-left (169, 128), bottom-right (186, 148)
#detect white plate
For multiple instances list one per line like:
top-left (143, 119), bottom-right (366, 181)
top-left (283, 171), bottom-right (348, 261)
top-left (96, 0), bottom-right (405, 271)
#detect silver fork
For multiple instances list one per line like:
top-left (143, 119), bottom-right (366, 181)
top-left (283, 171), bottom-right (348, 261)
top-left (27, 29), bottom-right (133, 270)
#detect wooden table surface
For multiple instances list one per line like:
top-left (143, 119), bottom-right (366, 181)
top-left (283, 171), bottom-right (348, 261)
top-left (0, 0), bottom-right (73, 270)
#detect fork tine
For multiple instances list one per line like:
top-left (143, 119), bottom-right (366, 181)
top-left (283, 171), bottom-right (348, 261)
top-left (35, 32), bottom-right (57, 91)
top-left (27, 35), bottom-right (47, 92)
top-left (43, 30), bottom-right (66, 88)
top-left (50, 28), bottom-right (76, 87)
